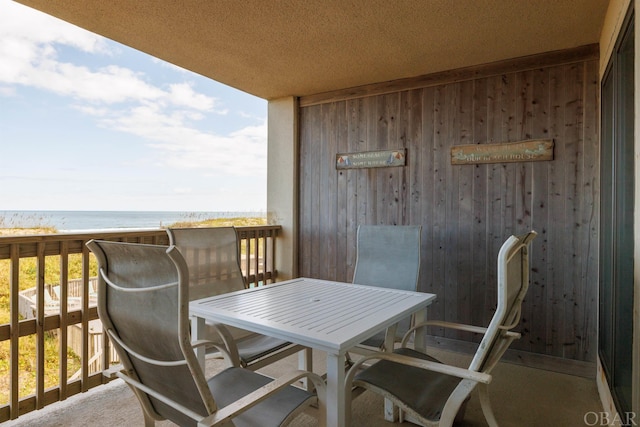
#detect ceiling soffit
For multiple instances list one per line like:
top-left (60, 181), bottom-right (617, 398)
top-left (16, 0), bottom-right (610, 100)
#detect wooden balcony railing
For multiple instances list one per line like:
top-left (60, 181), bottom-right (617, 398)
top-left (0, 225), bottom-right (281, 422)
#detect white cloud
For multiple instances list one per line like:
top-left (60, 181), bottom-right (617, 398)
top-left (0, 1), bottom-right (109, 54)
top-left (73, 104), bottom-right (110, 117)
top-left (0, 85), bottom-right (16, 97)
top-left (172, 187), bottom-right (194, 194)
top-left (168, 82), bottom-right (216, 112)
top-left (0, 4), bottom-right (164, 105)
top-left (0, 2), bottom-right (222, 109)
top-left (111, 107), bottom-right (268, 176)
top-left (0, 1), bottom-right (267, 179)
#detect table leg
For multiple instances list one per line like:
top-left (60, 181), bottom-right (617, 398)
top-left (192, 316), bottom-right (206, 370)
top-left (383, 323), bottom-right (399, 422)
top-left (382, 323), bottom-right (398, 351)
top-left (326, 352), bottom-right (347, 427)
top-left (413, 307), bottom-right (427, 352)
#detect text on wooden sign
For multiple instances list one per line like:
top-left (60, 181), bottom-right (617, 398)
top-left (336, 149), bottom-right (406, 169)
top-left (450, 139), bottom-right (554, 165)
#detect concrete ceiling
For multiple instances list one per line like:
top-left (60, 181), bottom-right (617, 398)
top-left (16, 0), bottom-right (609, 100)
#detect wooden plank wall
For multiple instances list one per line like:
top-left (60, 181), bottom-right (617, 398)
top-left (298, 46), bottom-right (600, 367)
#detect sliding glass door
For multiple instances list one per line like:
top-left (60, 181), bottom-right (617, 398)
top-left (599, 6), bottom-right (635, 416)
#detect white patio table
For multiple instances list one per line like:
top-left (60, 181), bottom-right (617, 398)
top-left (189, 277), bottom-right (436, 427)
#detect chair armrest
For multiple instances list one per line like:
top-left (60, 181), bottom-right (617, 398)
top-left (401, 320), bottom-right (488, 346)
top-left (345, 351), bottom-right (492, 392)
top-left (103, 364), bottom-right (125, 379)
top-left (190, 340), bottom-right (236, 367)
top-left (198, 370), bottom-right (327, 426)
top-left (190, 316), bottom-right (242, 367)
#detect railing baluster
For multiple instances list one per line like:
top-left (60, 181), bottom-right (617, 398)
top-left (81, 246), bottom-right (90, 391)
top-left (100, 331), bottom-right (110, 388)
top-left (36, 242), bottom-right (46, 409)
top-left (9, 244), bottom-right (19, 420)
top-left (260, 231), bottom-right (266, 283)
top-left (245, 236), bottom-right (252, 286)
top-left (267, 232), bottom-right (275, 283)
top-left (59, 241), bottom-right (69, 400)
top-left (253, 232), bottom-right (258, 282)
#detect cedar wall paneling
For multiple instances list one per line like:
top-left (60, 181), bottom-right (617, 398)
top-left (298, 55), bottom-right (599, 366)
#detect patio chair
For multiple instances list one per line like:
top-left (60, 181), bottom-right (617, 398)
top-left (51, 285), bottom-right (82, 308)
top-left (42, 287), bottom-right (60, 313)
top-left (86, 239), bottom-right (326, 427)
top-left (350, 225), bottom-right (422, 352)
top-left (345, 231), bottom-right (537, 427)
top-left (167, 226), bottom-right (310, 371)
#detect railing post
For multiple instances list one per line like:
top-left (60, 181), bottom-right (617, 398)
top-left (81, 245), bottom-right (91, 390)
top-left (253, 233), bottom-right (259, 284)
top-left (245, 235), bottom-right (252, 286)
top-left (36, 242), bottom-right (46, 409)
top-left (261, 230), bottom-right (268, 284)
top-left (9, 244), bottom-right (19, 420)
top-left (59, 241), bottom-right (69, 401)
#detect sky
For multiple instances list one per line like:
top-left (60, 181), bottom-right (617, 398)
top-left (0, 1), bottom-right (268, 212)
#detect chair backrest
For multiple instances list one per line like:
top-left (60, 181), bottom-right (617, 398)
top-left (167, 227), bottom-right (245, 300)
top-left (352, 225), bottom-right (422, 291)
top-left (87, 240), bottom-right (216, 427)
top-left (469, 231), bottom-right (537, 373)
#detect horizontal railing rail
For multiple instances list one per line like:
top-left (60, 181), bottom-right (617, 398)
top-left (0, 225), bottom-right (280, 422)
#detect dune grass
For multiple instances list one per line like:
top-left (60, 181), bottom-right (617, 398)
top-left (169, 216), bottom-right (267, 228)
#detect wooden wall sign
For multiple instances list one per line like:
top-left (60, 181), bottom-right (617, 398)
top-left (450, 139), bottom-right (554, 165)
top-left (336, 148), bottom-right (406, 169)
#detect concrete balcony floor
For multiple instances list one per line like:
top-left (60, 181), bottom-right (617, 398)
top-left (4, 348), bottom-right (601, 427)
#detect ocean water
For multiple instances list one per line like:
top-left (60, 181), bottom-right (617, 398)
top-left (0, 210), bottom-right (264, 232)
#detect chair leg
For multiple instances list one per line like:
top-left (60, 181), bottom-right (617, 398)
top-left (143, 410), bottom-right (155, 427)
top-left (384, 398), bottom-right (399, 422)
top-left (478, 383), bottom-right (499, 427)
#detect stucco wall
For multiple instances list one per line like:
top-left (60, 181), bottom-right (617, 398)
top-left (266, 97), bottom-right (298, 280)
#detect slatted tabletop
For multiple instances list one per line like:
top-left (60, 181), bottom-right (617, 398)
top-left (190, 277), bottom-right (436, 354)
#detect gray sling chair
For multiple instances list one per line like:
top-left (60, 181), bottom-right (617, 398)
top-left (167, 227), bottom-right (310, 371)
top-left (87, 239), bottom-right (326, 427)
top-left (349, 225), bottom-right (422, 355)
top-left (345, 231), bottom-right (537, 427)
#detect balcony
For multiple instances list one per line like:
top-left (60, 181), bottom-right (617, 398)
top-left (0, 226), bottom-right (605, 426)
